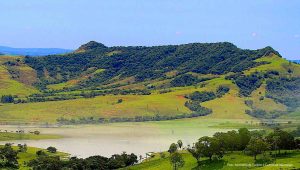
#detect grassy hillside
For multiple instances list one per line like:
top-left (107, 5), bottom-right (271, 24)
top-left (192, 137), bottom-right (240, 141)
top-left (0, 56), bottom-right (38, 96)
top-left (12, 146), bottom-right (68, 170)
top-left (125, 150), bottom-right (300, 170)
top-left (0, 76), bottom-right (254, 123)
top-left (0, 43), bottom-right (299, 125)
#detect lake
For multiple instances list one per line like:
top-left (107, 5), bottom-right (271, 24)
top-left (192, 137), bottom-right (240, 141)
top-left (0, 120), bottom-right (236, 158)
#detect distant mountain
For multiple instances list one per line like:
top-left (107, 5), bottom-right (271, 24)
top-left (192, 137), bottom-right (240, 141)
top-left (0, 46), bottom-right (73, 56)
top-left (25, 41), bottom-right (281, 88)
top-left (293, 60), bottom-right (300, 64)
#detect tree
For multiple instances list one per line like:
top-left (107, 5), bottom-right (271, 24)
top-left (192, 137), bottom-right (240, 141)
top-left (187, 147), bottom-right (201, 164)
top-left (117, 99), bottom-right (123, 103)
top-left (47, 146), bottom-right (57, 153)
top-left (17, 144), bottom-right (27, 153)
top-left (195, 136), bottom-right (223, 160)
top-left (33, 130), bottom-right (40, 135)
top-left (266, 129), bottom-right (294, 153)
top-left (168, 143), bottom-right (178, 153)
top-left (238, 128), bottom-right (251, 150)
top-left (246, 137), bottom-right (270, 160)
top-left (0, 144), bottom-right (18, 168)
top-left (170, 152), bottom-right (185, 170)
top-left (36, 150), bottom-right (46, 156)
top-left (0, 95), bottom-right (14, 103)
top-left (177, 140), bottom-right (183, 150)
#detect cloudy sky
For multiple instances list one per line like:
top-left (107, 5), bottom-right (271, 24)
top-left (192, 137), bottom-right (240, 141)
top-left (0, 0), bottom-right (299, 59)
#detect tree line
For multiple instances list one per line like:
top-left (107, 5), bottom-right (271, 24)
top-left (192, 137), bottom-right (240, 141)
top-left (166, 128), bottom-right (300, 169)
top-left (0, 143), bottom-right (137, 170)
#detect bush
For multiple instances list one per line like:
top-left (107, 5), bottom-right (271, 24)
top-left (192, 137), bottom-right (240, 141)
top-left (47, 146), bottom-right (57, 153)
top-left (216, 85), bottom-right (230, 97)
top-left (234, 73), bottom-right (263, 96)
top-left (1, 95), bottom-right (14, 103)
top-left (186, 91), bottom-right (216, 102)
top-left (170, 74), bottom-right (199, 87)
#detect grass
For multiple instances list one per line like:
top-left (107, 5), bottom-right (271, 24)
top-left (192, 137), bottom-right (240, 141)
top-left (0, 56), bottom-right (39, 96)
top-left (0, 76), bottom-right (257, 124)
top-left (10, 145), bottom-right (69, 170)
top-left (244, 54), bottom-right (300, 77)
top-left (0, 54), bottom-right (298, 125)
top-left (125, 150), bottom-right (300, 170)
top-left (248, 84), bottom-right (286, 112)
top-left (0, 132), bottom-right (61, 141)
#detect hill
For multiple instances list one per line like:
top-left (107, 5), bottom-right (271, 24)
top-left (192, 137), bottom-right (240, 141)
top-left (0, 42), bottom-right (299, 124)
top-left (0, 46), bottom-right (72, 56)
top-left (293, 60), bottom-right (300, 64)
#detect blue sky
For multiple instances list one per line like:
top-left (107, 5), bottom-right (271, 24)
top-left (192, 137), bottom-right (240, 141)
top-left (0, 0), bottom-right (299, 59)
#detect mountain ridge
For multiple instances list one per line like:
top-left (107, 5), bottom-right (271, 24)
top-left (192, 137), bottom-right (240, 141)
top-left (24, 41), bottom-right (281, 89)
top-left (0, 41), bottom-right (299, 124)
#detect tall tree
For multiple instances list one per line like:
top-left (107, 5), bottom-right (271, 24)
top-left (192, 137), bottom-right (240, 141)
top-left (168, 143), bottom-right (178, 153)
top-left (170, 152), bottom-right (185, 170)
top-left (177, 140), bottom-right (183, 150)
top-left (246, 137), bottom-right (270, 160)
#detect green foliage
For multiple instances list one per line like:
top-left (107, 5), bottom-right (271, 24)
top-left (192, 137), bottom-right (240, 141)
top-left (186, 91), bottom-right (216, 102)
top-left (266, 129), bottom-right (295, 151)
top-left (0, 144), bottom-right (18, 168)
top-left (17, 144), bottom-right (27, 153)
top-left (238, 128), bottom-right (251, 150)
top-left (245, 109), bottom-right (267, 118)
top-left (187, 147), bottom-right (201, 163)
top-left (195, 136), bottom-right (224, 160)
top-left (266, 77), bottom-right (300, 110)
top-left (28, 151), bottom-right (137, 170)
top-left (0, 95), bottom-right (14, 103)
top-left (246, 137), bottom-right (270, 160)
top-left (234, 73), bottom-right (263, 96)
top-left (47, 146), bottom-right (57, 153)
top-left (25, 42), bottom-right (279, 89)
top-left (168, 143), bottom-right (178, 153)
top-left (177, 140), bottom-right (183, 149)
top-left (169, 152), bottom-right (185, 170)
top-left (184, 101), bottom-right (212, 115)
top-left (170, 74), bottom-right (200, 87)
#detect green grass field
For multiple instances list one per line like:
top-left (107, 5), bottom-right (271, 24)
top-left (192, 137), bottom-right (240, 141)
top-left (10, 145), bottom-right (68, 170)
top-left (244, 54), bottom-right (300, 77)
top-left (0, 76), bottom-right (255, 123)
top-left (0, 132), bottom-right (61, 141)
top-left (125, 150), bottom-right (300, 170)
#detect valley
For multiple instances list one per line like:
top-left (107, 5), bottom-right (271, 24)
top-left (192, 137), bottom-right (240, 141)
top-left (0, 42), bottom-right (299, 169)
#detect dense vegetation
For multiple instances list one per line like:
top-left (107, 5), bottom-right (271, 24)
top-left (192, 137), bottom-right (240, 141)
top-left (128, 127), bottom-right (300, 170)
top-left (0, 95), bottom-right (15, 103)
top-left (1, 41), bottom-right (299, 123)
top-left (28, 151), bottom-right (137, 170)
top-left (184, 128), bottom-right (299, 162)
top-left (228, 72), bottom-right (263, 96)
top-left (0, 143), bottom-right (137, 170)
top-left (266, 77), bottom-right (300, 111)
top-left (25, 41), bottom-right (280, 89)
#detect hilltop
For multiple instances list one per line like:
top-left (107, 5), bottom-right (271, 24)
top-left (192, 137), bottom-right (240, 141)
top-left (0, 42), bottom-right (299, 124)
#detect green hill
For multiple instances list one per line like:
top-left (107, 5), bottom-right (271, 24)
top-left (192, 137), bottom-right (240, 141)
top-left (0, 42), bottom-right (299, 124)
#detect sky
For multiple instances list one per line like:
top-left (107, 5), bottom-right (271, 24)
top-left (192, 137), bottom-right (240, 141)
top-left (0, 0), bottom-right (299, 59)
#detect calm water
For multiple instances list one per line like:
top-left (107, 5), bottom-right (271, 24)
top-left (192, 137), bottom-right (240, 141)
top-left (0, 123), bottom-right (232, 158)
